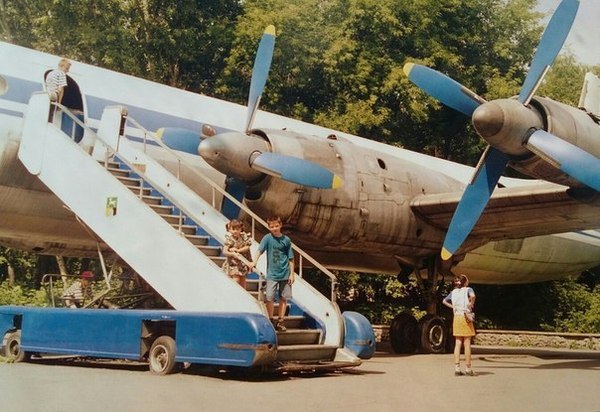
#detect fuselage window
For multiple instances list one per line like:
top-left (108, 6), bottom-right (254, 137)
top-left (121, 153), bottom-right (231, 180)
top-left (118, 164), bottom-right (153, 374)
top-left (0, 75), bottom-right (7, 96)
top-left (377, 158), bottom-right (387, 170)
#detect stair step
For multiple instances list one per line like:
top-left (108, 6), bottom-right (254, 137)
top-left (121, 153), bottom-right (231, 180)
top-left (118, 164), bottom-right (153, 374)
top-left (272, 316), bottom-right (304, 329)
top-left (141, 195), bottom-right (163, 205)
top-left (185, 234), bottom-right (210, 246)
top-left (276, 329), bottom-right (321, 346)
top-left (210, 256), bottom-right (226, 266)
top-left (107, 167), bottom-right (130, 178)
top-left (149, 204), bottom-right (174, 215)
top-left (172, 224), bottom-right (197, 235)
top-left (276, 344), bottom-right (337, 362)
top-left (196, 245), bottom-right (221, 256)
top-left (116, 176), bottom-right (142, 187)
top-left (125, 185), bottom-right (152, 197)
top-left (159, 214), bottom-right (184, 225)
top-left (246, 279), bottom-right (260, 292)
top-left (97, 160), bottom-right (121, 169)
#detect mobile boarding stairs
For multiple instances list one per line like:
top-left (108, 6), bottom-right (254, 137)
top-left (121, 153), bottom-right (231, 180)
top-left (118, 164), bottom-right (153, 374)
top-left (1, 92), bottom-right (375, 374)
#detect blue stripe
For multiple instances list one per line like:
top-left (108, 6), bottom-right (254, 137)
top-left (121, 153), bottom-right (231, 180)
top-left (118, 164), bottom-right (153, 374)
top-left (0, 107), bottom-right (24, 118)
top-left (1, 75), bottom-right (233, 137)
top-left (2, 75), bottom-right (43, 103)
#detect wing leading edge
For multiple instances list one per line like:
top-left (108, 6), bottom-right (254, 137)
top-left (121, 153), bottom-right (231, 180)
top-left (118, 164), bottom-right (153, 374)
top-left (411, 183), bottom-right (600, 254)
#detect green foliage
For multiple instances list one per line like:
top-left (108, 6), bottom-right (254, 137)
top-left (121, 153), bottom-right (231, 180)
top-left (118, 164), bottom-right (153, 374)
top-left (304, 270), bottom-right (427, 324)
top-left (216, 0), bottom-right (547, 164)
top-left (0, 0), bottom-right (242, 93)
top-left (0, 247), bottom-right (37, 286)
top-left (538, 55), bottom-right (588, 106)
top-left (475, 271), bottom-right (600, 333)
top-left (544, 279), bottom-right (600, 333)
top-left (0, 282), bottom-right (47, 307)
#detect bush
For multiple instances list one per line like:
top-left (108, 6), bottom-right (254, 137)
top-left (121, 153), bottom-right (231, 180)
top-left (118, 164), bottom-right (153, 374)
top-left (0, 281), bottom-right (47, 307)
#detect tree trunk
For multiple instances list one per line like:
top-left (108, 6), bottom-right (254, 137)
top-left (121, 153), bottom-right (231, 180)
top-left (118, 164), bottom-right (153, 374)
top-left (7, 264), bottom-right (15, 287)
top-left (55, 255), bottom-right (68, 284)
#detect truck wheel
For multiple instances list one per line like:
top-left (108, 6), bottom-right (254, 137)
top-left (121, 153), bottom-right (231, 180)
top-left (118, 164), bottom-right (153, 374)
top-left (4, 330), bottom-right (30, 362)
top-left (149, 336), bottom-right (177, 375)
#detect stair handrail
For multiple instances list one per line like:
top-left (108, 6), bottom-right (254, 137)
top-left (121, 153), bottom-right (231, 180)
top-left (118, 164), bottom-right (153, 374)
top-left (123, 115), bottom-right (339, 303)
top-left (50, 102), bottom-right (338, 303)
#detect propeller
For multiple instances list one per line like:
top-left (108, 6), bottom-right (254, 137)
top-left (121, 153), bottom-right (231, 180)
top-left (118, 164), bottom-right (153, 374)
top-left (245, 25), bottom-right (276, 134)
top-left (156, 127), bottom-right (202, 154)
top-left (251, 152), bottom-right (343, 189)
top-left (526, 130), bottom-right (600, 191)
top-left (404, 0), bottom-right (580, 259)
top-left (198, 25), bottom-right (343, 190)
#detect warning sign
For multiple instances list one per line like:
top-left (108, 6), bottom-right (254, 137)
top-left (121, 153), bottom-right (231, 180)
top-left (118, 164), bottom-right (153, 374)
top-left (106, 197), bottom-right (118, 216)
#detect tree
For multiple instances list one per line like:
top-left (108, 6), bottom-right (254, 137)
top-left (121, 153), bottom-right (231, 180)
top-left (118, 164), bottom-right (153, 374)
top-left (0, 0), bottom-right (242, 94)
top-left (218, 0), bottom-right (544, 164)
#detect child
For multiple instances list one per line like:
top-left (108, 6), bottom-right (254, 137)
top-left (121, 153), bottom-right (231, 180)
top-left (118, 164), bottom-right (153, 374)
top-left (442, 274), bottom-right (476, 376)
top-left (250, 216), bottom-right (295, 332)
top-left (222, 219), bottom-right (252, 289)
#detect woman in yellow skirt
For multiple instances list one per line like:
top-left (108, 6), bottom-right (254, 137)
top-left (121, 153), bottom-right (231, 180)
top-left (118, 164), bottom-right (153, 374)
top-left (443, 274), bottom-right (476, 376)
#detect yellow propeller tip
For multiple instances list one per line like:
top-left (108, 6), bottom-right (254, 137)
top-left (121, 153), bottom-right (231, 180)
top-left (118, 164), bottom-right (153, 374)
top-left (332, 175), bottom-right (343, 189)
top-left (403, 63), bottom-right (414, 76)
top-left (265, 25), bottom-right (276, 36)
top-left (441, 248), bottom-right (453, 261)
top-left (155, 128), bottom-right (164, 140)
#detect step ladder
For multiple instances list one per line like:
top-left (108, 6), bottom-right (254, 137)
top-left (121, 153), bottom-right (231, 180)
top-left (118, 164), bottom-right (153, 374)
top-left (19, 93), bottom-right (363, 371)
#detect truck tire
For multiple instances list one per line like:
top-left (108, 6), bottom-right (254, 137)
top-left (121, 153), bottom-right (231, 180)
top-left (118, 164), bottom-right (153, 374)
top-left (4, 330), bottom-right (30, 362)
top-left (149, 336), bottom-right (177, 375)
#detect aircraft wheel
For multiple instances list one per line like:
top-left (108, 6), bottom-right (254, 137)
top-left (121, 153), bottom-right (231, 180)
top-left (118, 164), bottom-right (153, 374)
top-left (389, 312), bottom-right (418, 354)
top-left (149, 336), bottom-right (178, 375)
top-left (418, 315), bottom-right (446, 354)
top-left (4, 330), bottom-right (30, 362)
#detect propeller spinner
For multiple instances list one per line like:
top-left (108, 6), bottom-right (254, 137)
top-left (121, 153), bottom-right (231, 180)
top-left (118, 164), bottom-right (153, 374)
top-left (404, 0), bottom-right (583, 259)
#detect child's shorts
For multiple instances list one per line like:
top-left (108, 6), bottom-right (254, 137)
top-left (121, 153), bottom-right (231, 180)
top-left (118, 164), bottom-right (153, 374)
top-left (265, 279), bottom-right (292, 302)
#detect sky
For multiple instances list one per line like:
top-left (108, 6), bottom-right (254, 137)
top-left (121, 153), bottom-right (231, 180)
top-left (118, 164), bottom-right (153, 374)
top-left (536, 0), bottom-right (600, 66)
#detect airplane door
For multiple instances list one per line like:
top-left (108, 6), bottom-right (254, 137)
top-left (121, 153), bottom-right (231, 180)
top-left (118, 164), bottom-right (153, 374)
top-left (43, 71), bottom-right (86, 142)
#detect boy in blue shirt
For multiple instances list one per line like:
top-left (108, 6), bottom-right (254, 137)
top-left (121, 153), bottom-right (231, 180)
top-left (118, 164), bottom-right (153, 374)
top-left (250, 216), bottom-right (295, 332)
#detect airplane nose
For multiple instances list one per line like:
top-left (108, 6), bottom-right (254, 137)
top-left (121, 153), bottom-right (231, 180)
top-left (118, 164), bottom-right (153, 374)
top-left (472, 102), bottom-right (504, 139)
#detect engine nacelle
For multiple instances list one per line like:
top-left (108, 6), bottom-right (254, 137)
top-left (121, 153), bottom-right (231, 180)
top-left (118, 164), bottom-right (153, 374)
top-left (510, 97), bottom-right (600, 187)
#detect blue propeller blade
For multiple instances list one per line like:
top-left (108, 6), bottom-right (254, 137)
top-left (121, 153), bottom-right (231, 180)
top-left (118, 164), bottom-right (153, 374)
top-left (251, 152), bottom-right (343, 189)
top-left (403, 63), bottom-right (484, 116)
top-left (441, 147), bottom-right (509, 260)
top-left (518, 0), bottom-right (579, 104)
top-left (156, 127), bottom-right (201, 154)
top-left (526, 130), bottom-right (600, 191)
top-left (245, 25), bottom-right (276, 134)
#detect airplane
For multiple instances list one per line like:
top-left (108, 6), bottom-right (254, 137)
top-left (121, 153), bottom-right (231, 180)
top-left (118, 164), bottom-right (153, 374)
top-left (0, 0), bottom-right (599, 355)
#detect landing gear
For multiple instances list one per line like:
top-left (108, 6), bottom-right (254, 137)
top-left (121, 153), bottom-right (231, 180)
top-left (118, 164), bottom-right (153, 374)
top-left (390, 256), bottom-right (454, 354)
top-left (390, 312), bottom-right (418, 353)
top-left (418, 315), bottom-right (446, 354)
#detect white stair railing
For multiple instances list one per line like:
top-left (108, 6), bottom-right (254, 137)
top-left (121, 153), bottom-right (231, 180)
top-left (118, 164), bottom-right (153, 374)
top-left (19, 93), bottom-right (263, 314)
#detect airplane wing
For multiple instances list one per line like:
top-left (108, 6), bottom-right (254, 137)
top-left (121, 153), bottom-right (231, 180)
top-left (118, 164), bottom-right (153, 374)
top-left (410, 182), bottom-right (600, 249)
